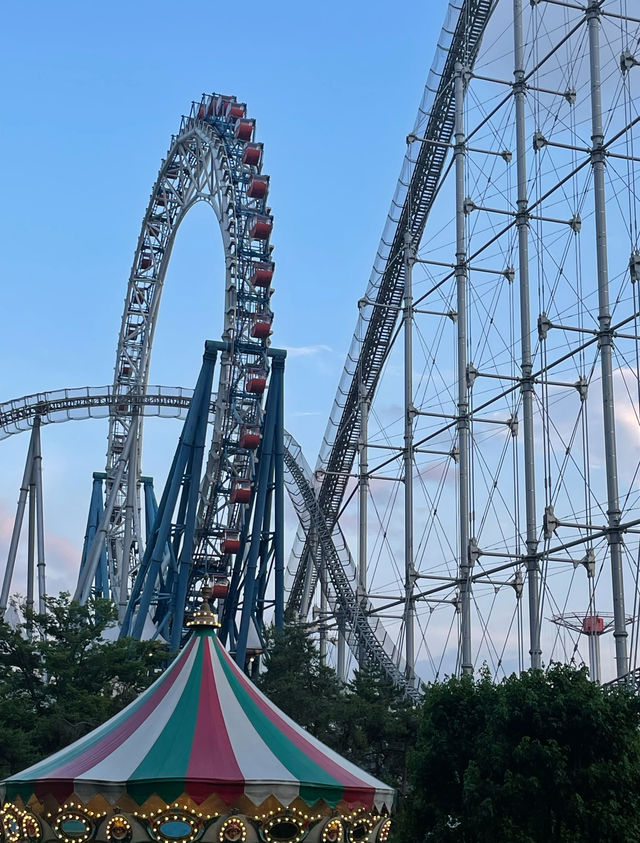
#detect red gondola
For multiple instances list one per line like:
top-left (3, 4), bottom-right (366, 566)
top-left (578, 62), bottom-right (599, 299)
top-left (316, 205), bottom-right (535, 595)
top-left (246, 368), bottom-right (267, 394)
top-left (231, 479), bottom-right (252, 504)
top-left (212, 578), bottom-right (230, 599)
top-left (249, 214), bottom-right (273, 240)
top-left (242, 143), bottom-right (262, 167)
top-left (235, 119), bottom-right (255, 142)
top-left (251, 312), bottom-right (273, 339)
top-left (247, 175), bottom-right (269, 200)
top-left (249, 261), bottom-right (274, 288)
top-left (239, 425), bottom-right (261, 450)
top-left (139, 253), bottom-right (152, 270)
top-left (221, 532), bottom-right (241, 554)
top-left (226, 101), bottom-right (246, 121)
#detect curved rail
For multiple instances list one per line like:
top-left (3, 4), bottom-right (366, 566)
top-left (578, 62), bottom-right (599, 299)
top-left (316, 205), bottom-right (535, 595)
top-left (1, 386), bottom-right (420, 696)
top-left (288, 0), bottom-right (496, 613)
top-left (283, 431), bottom-right (422, 700)
top-left (106, 94), bottom-right (275, 602)
top-left (0, 386), bottom-right (200, 440)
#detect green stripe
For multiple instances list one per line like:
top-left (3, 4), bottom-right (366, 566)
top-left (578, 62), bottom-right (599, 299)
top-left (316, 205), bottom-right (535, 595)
top-left (216, 641), bottom-right (344, 806)
top-left (127, 638), bottom-right (204, 804)
top-left (5, 645), bottom-right (192, 785)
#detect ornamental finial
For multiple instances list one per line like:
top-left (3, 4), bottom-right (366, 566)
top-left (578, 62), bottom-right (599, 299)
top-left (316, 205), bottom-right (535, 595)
top-left (187, 581), bottom-right (221, 630)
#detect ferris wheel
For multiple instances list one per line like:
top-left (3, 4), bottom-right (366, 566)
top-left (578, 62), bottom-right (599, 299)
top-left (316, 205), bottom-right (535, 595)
top-left (68, 94), bottom-right (277, 643)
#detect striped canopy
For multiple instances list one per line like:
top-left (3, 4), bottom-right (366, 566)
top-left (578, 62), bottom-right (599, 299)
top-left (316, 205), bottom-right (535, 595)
top-left (1, 626), bottom-right (394, 814)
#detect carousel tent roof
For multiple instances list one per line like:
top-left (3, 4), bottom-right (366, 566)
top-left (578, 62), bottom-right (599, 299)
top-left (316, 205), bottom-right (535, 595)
top-left (1, 623), bottom-right (394, 814)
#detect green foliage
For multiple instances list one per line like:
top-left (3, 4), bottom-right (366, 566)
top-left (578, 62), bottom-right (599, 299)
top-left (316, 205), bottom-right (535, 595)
top-left (397, 664), bottom-right (640, 843)
top-left (337, 665), bottom-right (418, 792)
top-left (0, 593), bottom-right (168, 779)
top-left (256, 621), bottom-right (345, 747)
top-left (256, 622), bottom-right (418, 796)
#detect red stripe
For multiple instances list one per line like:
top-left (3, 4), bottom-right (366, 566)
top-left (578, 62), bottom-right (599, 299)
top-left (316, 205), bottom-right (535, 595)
top-left (215, 639), bottom-right (375, 807)
top-left (185, 637), bottom-right (245, 803)
top-left (43, 637), bottom-right (197, 781)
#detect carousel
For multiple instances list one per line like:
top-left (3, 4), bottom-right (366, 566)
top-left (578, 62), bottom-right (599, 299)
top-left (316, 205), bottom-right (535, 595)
top-left (0, 591), bottom-right (394, 843)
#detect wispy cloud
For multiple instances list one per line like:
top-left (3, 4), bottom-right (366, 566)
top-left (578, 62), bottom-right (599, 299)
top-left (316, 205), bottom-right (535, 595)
top-left (285, 344), bottom-right (332, 358)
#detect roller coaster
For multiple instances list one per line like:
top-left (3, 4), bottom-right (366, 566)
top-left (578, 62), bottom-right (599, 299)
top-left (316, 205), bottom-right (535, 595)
top-left (3, 0), bottom-right (640, 694)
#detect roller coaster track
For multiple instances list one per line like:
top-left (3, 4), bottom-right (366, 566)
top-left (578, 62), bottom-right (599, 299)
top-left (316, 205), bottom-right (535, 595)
top-left (289, 0), bottom-right (497, 612)
top-left (0, 386), bottom-right (201, 439)
top-left (283, 432), bottom-right (422, 700)
top-left (1, 385), bottom-right (421, 695)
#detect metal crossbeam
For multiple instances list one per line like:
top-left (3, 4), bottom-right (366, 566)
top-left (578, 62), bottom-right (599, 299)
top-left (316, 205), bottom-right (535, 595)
top-left (289, 0), bottom-right (496, 614)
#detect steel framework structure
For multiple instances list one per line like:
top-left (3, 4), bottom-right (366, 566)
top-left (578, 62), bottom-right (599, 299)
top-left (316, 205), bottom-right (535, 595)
top-left (288, 0), bottom-right (640, 686)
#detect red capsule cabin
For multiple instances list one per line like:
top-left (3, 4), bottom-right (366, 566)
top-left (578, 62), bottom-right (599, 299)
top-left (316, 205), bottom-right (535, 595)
top-left (139, 252), bottom-right (152, 270)
top-left (197, 103), bottom-right (206, 118)
top-left (155, 193), bottom-right (167, 207)
top-left (242, 143), bottom-right (262, 167)
top-left (221, 531), bottom-right (241, 554)
top-left (226, 101), bottom-right (246, 121)
top-left (246, 367), bottom-right (267, 394)
top-left (582, 615), bottom-right (604, 634)
top-left (165, 165), bottom-right (180, 180)
top-left (247, 175), bottom-right (269, 200)
top-left (239, 424), bottom-right (261, 450)
top-left (235, 119), bottom-right (255, 142)
top-left (250, 261), bottom-right (274, 288)
top-left (251, 311), bottom-right (273, 339)
top-left (121, 364), bottom-right (132, 377)
top-left (231, 479), bottom-right (252, 504)
top-left (212, 578), bottom-right (230, 599)
top-left (249, 214), bottom-right (273, 240)
top-left (217, 96), bottom-right (235, 117)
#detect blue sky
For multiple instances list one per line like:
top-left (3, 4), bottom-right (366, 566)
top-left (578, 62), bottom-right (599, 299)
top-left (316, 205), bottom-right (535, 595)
top-left (0, 0), bottom-right (450, 595)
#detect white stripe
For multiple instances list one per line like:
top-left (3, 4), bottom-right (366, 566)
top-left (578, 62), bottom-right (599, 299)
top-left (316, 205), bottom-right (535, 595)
top-left (219, 643), bottom-right (395, 802)
top-left (75, 641), bottom-right (199, 783)
top-left (209, 641), bottom-right (301, 799)
top-left (6, 643), bottom-right (195, 783)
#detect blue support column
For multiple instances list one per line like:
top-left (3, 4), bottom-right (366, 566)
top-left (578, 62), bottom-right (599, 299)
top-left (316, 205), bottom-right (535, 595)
top-left (142, 476), bottom-right (158, 538)
top-left (273, 352), bottom-right (286, 629)
top-left (169, 381), bottom-right (214, 651)
top-left (121, 342), bottom-right (219, 639)
top-left (79, 473), bottom-right (108, 599)
top-left (235, 370), bottom-right (279, 668)
top-left (220, 501), bottom-right (253, 649)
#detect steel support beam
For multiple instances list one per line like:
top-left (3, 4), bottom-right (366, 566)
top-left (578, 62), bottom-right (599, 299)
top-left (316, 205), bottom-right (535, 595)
top-left (455, 63), bottom-right (473, 675)
top-left (587, 0), bottom-right (628, 677)
top-left (514, 0), bottom-right (541, 669)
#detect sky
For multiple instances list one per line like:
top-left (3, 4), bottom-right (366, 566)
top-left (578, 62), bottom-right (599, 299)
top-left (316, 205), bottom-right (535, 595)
top-left (0, 1), bottom-right (451, 597)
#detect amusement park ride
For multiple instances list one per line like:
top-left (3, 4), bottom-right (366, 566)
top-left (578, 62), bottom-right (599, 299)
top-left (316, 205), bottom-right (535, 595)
top-left (3, 0), bottom-right (640, 697)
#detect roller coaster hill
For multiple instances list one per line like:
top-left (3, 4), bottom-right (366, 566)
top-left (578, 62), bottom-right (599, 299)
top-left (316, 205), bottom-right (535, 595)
top-left (4, 0), bottom-right (640, 699)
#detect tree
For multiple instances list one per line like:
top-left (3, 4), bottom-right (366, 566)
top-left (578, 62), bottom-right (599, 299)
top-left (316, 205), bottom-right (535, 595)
top-left (397, 664), bottom-right (640, 842)
top-left (0, 593), bottom-right (168, 778)
top-left (337, 665), bottom-right (418, 794)
top-left (256, 622), bottom-right (419, 798)
top-left (256, 621), bottom-right (345, 749)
